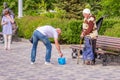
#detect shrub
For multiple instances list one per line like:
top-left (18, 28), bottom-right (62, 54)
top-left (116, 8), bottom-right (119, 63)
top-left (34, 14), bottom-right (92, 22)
top-left (104, 23), bottom-right (120, 37)
top-left (98, 17), bottom-right (120, 36)
top-left (16, 16), bottom-right (120, 44)
top-left (16, 16), bottom-right (82, 44)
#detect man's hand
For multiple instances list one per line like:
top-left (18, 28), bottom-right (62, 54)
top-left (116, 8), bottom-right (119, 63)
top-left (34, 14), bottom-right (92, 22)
top-left (59, 52), bottom-right (63, 57)
top-left (54, 38), bottom-right (63, 57)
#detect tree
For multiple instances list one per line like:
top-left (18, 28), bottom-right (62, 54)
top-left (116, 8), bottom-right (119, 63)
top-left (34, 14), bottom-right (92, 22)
top-left (99, 0), bottom-right (120, 17)
top-left (23, 0), bottom-right (57, 15)
top-left (55, 0), bottom-right (101, 19)
top-left (0, 0), bottom-right (18, 16)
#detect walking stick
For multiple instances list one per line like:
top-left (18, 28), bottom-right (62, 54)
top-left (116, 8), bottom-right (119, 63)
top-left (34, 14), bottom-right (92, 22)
top-left (77, 38), bottom-right (82, 64)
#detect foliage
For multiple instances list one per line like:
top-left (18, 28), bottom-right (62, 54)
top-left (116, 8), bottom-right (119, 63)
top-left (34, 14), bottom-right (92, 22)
top-left (16, 16), bottom-right (120, 44)
top-left (0, 0), bottom-right (18, 16)
top-left (1, 0), bottom-right (120, 44)
top-left (40, 7), bottom-right (66, 19)
top-left (98, 0), bottom-right (120, 17)
top-left (102, 17), bottom-right (120, 37)
top-left (55, 0), bottom-right (84, 19)
top-left (104, 23), bottom-right (120, 37)
top-left (98, 17), bottom-right (119, 35)
top-left (23, 0), bottom-right (57, 16)
top-left (0, 0), bottom-right (57, 16)
top-left (0, 0), bottom-right (119, 18)
top-left (55, 0), bottom-right (101, 19)
top-left (16, 16), bottom-right (43, 38)
top-left (85, 0), bottom-right (102, 15)
top-left (16, 16), bottom-right (82, 44)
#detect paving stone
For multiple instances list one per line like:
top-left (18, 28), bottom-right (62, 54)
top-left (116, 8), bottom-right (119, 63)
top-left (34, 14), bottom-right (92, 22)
top-left (0, 39), bottom-right (120, 80)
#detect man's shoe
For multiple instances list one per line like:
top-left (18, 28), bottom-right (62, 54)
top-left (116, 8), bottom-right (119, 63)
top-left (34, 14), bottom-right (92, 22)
top-left (31, 62), bottom-right (34, 64)
top-left (45, 62), bottom-right (53, 65)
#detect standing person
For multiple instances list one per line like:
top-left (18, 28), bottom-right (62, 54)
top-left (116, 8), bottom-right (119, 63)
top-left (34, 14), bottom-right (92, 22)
top-left (1, 2), bottom-right (15, 18)
top-left (30, 25), bottom-right (63, 65)
top-left (80, 8), bottom-right (98, 65)
top-left (1, 8), bottom-right (14, 50)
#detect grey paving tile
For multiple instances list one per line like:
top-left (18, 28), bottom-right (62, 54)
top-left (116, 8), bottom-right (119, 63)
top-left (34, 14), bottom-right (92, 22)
top-left (0, 39), bottom-right (120, 80)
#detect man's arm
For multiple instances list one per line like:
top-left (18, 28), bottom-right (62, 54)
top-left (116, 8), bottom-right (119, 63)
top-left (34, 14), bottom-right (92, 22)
top-left (54, 38), bottom-right (63, 57)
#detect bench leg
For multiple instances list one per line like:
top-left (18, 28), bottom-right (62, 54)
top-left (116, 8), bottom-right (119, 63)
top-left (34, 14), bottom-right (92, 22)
top-left (102, 54), bottom-right (108, 66)
top-left (118, 56), bottom-right (120, 65)
top-left (71, 49), bottom-right (78, 59)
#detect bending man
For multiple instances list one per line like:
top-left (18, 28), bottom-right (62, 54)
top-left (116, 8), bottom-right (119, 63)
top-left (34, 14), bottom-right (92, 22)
top-left (30, 25), bottom-right (63, 65)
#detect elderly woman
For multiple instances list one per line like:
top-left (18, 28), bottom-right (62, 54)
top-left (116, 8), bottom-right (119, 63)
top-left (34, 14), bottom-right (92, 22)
top-left (80, 8), bottom-right (98, 65)
top-left (1, 8), bottom-right (14, 50)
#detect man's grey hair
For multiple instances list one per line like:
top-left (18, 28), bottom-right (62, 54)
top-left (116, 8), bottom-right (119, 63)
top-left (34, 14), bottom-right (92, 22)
top-left (56, 28), bottom-right (61, 34)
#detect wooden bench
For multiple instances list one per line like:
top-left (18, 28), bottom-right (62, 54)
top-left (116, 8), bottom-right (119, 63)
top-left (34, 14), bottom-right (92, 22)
top-left (70, 35), bottom-right (120, 66)
top-left (70, 43), bottom-right (84, 64)
top-left (95, 35), bottom-right (120, 66)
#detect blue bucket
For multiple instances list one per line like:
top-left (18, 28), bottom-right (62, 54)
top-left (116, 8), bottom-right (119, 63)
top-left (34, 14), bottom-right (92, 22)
top-left (58, 57), bottom-right (66, 65)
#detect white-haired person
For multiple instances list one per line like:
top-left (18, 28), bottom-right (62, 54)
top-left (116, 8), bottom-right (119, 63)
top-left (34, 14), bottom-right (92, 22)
top-left (80, 8), bottom-right (98, 65)
top-left (30, 25), bottom-right (63, 65)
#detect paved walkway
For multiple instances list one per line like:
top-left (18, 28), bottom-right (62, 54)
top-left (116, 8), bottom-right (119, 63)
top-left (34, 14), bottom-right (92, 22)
top-left (0, 39), bottom-right (120, 80)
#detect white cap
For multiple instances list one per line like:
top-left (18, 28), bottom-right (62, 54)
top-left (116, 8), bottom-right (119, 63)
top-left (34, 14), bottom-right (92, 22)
top-left (83, 8), bottom-right (90, 14)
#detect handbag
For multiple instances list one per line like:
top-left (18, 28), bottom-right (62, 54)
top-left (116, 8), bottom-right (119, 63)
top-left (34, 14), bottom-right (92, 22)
top-left (12, 22), bottom-right (18, 34)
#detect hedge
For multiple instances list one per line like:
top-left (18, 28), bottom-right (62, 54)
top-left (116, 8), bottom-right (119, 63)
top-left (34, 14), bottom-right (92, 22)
top-left (1, 16), bottom-right (119, 44)
top-left (16, 16), bottom-right (82, 44)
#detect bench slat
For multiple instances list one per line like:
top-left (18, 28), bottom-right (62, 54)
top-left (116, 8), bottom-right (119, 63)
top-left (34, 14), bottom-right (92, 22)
top-left (97, 39), bottom-right (120, 44)
top-left (96, 42), bottom-right (120, 48)
top-left (98, 35), bottom-right (120, 39)
top-left (96, 49), bottom-right (119, 55)
top-left (96, 35), bottom-right (120, 54)
top-left (70, 45), bottom-right (83, 50)
top-left (96, 45), bottom-right (120, 52)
